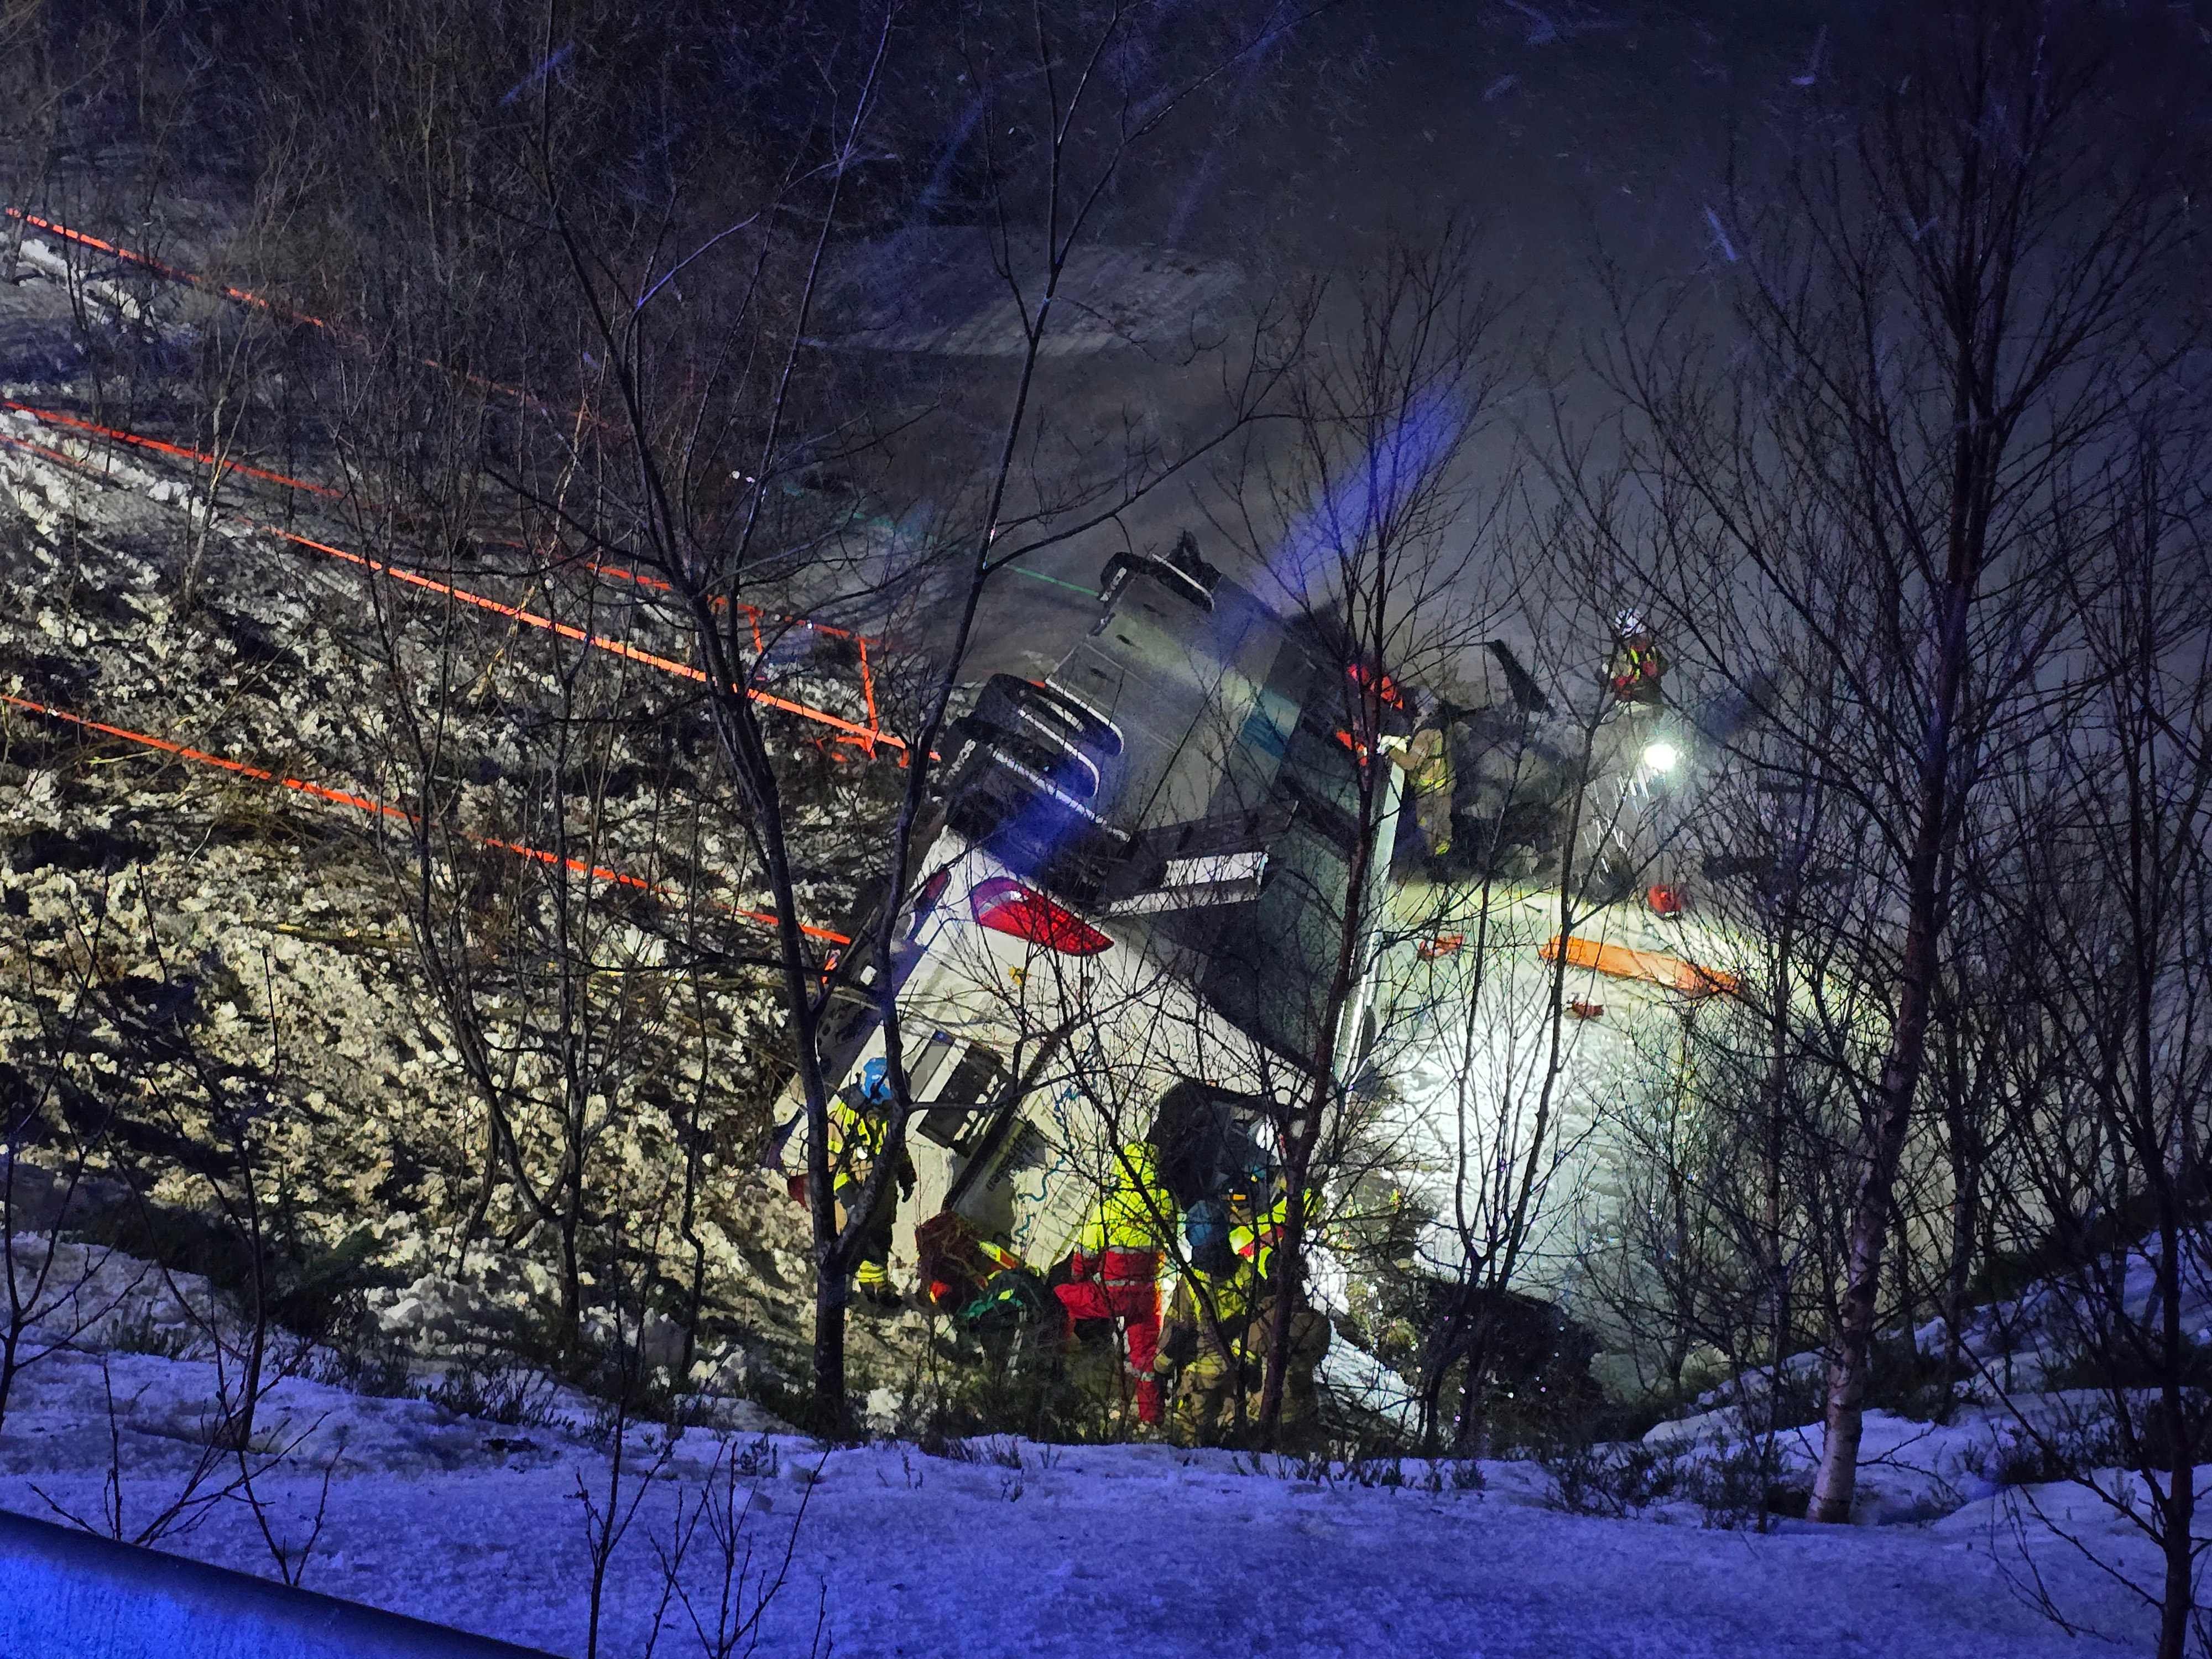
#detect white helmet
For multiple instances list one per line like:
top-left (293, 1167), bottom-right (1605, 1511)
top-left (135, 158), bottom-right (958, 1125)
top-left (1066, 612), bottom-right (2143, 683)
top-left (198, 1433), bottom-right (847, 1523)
top-left (1614, 608), bottom-right (1645, 637)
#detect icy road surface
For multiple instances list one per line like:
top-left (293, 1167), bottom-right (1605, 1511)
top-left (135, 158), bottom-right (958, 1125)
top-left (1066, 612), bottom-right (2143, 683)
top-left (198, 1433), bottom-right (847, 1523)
top-left (0, 1339), bottom-right (2163, 1659)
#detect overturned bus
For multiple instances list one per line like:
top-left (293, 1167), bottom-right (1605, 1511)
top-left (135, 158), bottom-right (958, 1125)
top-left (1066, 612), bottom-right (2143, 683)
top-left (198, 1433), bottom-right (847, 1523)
top-left (773, 546), bottom-right (1426, 1298)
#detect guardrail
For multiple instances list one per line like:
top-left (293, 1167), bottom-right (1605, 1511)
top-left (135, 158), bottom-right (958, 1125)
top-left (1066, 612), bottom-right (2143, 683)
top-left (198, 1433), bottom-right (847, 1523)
top-left (0, 1506), bottom-right (560, 1658)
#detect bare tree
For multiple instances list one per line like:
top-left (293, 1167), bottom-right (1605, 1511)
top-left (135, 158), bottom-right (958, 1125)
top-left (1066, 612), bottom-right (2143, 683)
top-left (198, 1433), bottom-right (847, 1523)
top-left (481, 0), bottom-right (1314, 1431)
top-left (1193, 227), bottom-right (1525, 1446)
top-left (1970, 416), bottom-right (2212, 1659)
top-left (0, 867), bottom-right (131, 1436)
top-left (1575, 0), bottom-right (2204, 1522)
top-left (0, 876), bottom-right (342, 1562)
top-left (1394, 567), bottom-right (1715, 1454)
top-left (354, 561), bottom-right (724, 1352)
top-left (1578, 641), bottom-right (1913, 1411)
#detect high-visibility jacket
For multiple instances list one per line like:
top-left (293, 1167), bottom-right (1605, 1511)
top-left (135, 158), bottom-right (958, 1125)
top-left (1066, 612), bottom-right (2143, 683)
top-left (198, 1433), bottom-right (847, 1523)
top-left (1410, 734), bottom-right (1453, 856)
top-left (1173, 1187), bottom-right (1299, 1337)
top-left (1162, 1262), bottom-right (1261, 1364)
top-left (1075, 1141), bottom-right (1175, 1258)
top-left (1609, 639), bottom-right (1665, 702)
top-left (1231, 1188), bottom-right (1321, 1281)
top-left (827, 1092), bottom-right (914, 1192)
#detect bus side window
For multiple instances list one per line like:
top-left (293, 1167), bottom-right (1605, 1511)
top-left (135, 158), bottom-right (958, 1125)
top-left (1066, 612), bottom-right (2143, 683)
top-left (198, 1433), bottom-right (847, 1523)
top-left (940, 1041), bottom-right (1008, 1106)
top-left (906, 868), bottom-right (952, 940)
top-left (904, 1030), bottom-right (958, 1100)
top-left (916, 1041), bottom-right (1011, 1156)
top-left (815, 989), bottom-right (879, 1084)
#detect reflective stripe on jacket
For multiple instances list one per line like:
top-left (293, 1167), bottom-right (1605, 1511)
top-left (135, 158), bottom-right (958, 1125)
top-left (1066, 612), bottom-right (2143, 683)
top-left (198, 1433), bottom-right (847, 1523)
top-left (1076, 1141), bottom-right (1175, 1256)
top-left (828, 1091), bottom-right (914, 1191)
top-left (1231, 1186), bottom-right (1326, 1282)
top-left (1164, 1266), bottom-right (1258, 1361)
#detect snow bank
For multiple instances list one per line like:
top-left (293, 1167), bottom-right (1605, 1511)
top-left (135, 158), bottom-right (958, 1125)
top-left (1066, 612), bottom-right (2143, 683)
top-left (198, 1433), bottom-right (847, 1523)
top-left (0, 1279), bottom-right (2175, 1659)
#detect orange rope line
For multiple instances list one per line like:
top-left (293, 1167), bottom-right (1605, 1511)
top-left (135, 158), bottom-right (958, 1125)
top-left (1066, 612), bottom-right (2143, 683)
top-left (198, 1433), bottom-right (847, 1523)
top-left (583, 557), bottom-right (889, 728)
top-left (254, 523), bottom-right (905, 753)
top-left (0, 427), bottom-right (108, 476)
top-left (0, 239), bottom-right (893, 752)
top-left (586, 555), bottom-right (877, 645)
top-left (0, 691), bottom-right (851, 946)
top-left (5, 208), bottom-right (328, 326)
top-left (0, 399), bottom-right (900, 755)
top-left (857, 636), bottom-right (880, 737)
top-left (1, 399), bottom-right (344, 498)
top-left (6, 207), bottom-right (567, 419)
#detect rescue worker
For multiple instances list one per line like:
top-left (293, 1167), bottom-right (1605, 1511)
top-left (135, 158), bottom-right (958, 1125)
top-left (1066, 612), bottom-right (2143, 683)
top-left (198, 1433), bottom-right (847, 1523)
top-left (1233, 1187), bottom-right (1332, 1440)
top-left (1605, 609), bottom-right (1666, 708)
top-left (1154, 1243), bottom-right (1258, 1442)
top-left (828, 1057), bottom-right (916, 1310)
top-left (1397, 724), bottom-right (1454, 861)
top-left (1055, 1137), bottom-right (1177, 1426)
top-left (1156, 1181), bottom-right (1330, 1443)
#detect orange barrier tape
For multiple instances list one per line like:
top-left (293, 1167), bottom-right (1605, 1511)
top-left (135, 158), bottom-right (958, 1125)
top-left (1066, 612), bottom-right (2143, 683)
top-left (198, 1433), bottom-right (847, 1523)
top-left (6, 208), bottom-right (328, 327)
top-left (1, 399), bottom-right (343, 499)
top-left (588, 555), bottom-right (882, 648)
top-left (0, 690), bottom-right (851, 946)
top-left (858, 636), bottom-right (880, 735)
top-left (1540, 934), bottom-right (1742, 998)
top-left (7, 208), bottom-right (564, 420)
top-left (254, 522), bottom-right (904, 755)
top-left (0, 426), bottom-right (109, 477)
top-left (585, 558), bottom-right (888, 752)
top-left (0, 399), bottom-right (899, 756)
top-left (585, 559), bottom-right (867, 641)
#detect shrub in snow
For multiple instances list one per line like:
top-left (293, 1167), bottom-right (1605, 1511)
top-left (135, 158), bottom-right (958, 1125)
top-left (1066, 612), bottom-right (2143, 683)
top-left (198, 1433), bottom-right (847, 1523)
top-left (419, 1348), bottom-right (560, 1428)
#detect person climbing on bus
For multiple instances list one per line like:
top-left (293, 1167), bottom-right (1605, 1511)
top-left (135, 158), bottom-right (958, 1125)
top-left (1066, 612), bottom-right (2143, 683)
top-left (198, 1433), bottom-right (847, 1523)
top-left (1055, 1135), bottom-right (1177, 1426)
top-left (828, 1057), bottom-right (916, 1310)
top-left (1606, 609), bottom-right (1666, 708)
top-left (1396, 723), bottom-right (1454, 861)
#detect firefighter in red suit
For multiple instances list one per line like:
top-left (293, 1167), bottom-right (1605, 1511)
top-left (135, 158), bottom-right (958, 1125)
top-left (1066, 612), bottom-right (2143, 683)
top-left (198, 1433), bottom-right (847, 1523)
top-left (1056, 1139), bottom-right (1177, 1426)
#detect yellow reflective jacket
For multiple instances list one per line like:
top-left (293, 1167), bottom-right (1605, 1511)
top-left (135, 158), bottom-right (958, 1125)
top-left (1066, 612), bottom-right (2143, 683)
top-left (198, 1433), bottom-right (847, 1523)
top-left (1232, 1188), bottom-right (1321, 1282)
top-left (1077, 1141), bottom-right (1176, 1255)
top-left (827, 1093), bottom-right (914, 1190)
top-left (1165, 1261), bottom-right (1261, 1355)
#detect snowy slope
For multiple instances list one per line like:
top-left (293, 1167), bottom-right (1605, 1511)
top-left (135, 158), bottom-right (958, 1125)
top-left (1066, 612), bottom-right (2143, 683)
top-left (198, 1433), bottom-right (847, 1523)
top-left (0, 1282), bottom-right (2173, 1659)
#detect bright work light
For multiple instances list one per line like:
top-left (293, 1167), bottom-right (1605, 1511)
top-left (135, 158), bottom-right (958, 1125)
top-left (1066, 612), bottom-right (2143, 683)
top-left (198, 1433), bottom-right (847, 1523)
top-left (1642, 741), bottom-right (1681, 775)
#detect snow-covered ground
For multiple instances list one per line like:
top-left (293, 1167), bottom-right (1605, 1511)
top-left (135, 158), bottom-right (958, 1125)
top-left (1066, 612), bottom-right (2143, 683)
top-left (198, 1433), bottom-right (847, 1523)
top-left (0, 243), bottom-right (919, 1396)
top-left (0, 1244), bottom-right (2182, 1659)
top-left (1368, 867), bottom-right (1750, 1308)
